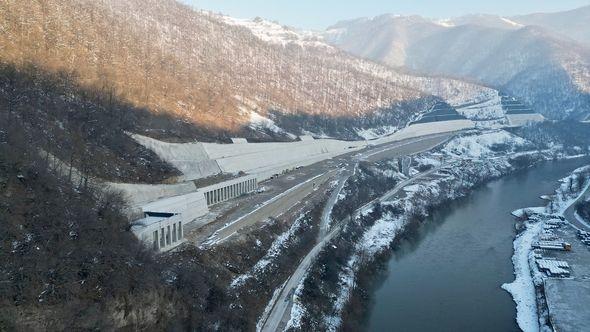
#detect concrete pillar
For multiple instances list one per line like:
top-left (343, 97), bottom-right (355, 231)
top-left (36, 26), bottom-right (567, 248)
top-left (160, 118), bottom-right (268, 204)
top-left (166, 226), bottom-right (171, 246)
top-left (178, 221), bottom-right (182, 240)
top-left (172, 223), bottom-right (177, 243)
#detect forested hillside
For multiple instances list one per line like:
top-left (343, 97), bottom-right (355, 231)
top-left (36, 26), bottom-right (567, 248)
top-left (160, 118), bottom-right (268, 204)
top-left (0, 0), bottom-right (495, 142)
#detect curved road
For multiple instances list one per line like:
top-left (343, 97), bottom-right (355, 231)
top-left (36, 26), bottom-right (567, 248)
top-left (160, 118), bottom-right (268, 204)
top-left (564, 182), bottom-right (590, 231)
top-left (199, 133), bottom-right (455, 248)
top-left (259, 148), bottom-right (452, 332)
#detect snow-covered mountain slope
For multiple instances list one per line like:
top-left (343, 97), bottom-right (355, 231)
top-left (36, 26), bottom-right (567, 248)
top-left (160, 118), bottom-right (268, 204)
top-left (512, 5), bottom-right (590, 45)
top-left (323, 10), bottom-right (590, 121)
top-left (0, 0), bottom-right (502, 141)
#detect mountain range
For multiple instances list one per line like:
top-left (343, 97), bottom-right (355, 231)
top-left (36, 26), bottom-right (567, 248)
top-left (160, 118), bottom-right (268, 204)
top-left (0, 0), bottom-right (497, 145)
top-left (323, 6), bottom-right (590, 120)
top-left (1, 0), bottom-right (589, 184)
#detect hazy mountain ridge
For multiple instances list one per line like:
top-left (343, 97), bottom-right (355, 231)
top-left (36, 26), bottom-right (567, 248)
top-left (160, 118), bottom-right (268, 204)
top-left (324, 6), bottom-right (590, 120)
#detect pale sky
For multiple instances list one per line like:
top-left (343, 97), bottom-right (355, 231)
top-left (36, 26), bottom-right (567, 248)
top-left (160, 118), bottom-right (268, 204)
top-left (184, 0), bottom-right (590, 30)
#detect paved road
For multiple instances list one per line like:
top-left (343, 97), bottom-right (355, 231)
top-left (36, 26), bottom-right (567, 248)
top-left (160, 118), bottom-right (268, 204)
top-left (259, 163), bottom-right (451, 332)
top-left (319, 170), bottom-right (350, 239)
top-left (564, 183), bottom-right (590, 231)
top-left (202, 171), bottom-right (335, 246)
top-left (197, 133), bottom-right (455, 247)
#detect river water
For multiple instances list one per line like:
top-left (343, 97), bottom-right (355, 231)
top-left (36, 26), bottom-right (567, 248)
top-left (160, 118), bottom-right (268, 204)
top-left (367, 158), bottom-right (590, 332)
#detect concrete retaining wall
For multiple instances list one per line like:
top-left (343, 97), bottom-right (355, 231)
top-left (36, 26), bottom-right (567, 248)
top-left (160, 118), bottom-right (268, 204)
top-left (132, 214), bottom-right (185, 252)
top-left (370, 119), bottom-right (476, 146)
top-left (108, 182), bottom-right (197, 208)
top-left (132, 120), bottom-right (475, 183)
top-left (202, 175), bottom-right (258, 205)
top-left (506, 114), bottom-right (545, 127)
top-left (205, 139), bottom-right (365, 179)
top-left (142, 191), bottom-right (209, 223)
top-left (131, 134), bottom-right (222, 180)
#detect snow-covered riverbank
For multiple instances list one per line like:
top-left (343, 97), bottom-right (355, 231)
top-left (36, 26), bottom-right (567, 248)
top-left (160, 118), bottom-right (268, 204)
top-left (504, 165), bottom-right (590, 332)
top-left (288, 129), bottom-right (551, 331)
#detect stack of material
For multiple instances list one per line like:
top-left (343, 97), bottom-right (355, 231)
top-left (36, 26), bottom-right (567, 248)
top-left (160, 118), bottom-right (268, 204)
top-left (532, 241), bottom-right (571, 251)
top-left (536, 259), bottom-right (571, 277)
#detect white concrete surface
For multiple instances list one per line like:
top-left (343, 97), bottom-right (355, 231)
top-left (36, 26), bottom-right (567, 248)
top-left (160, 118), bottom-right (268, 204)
top-left (127, 175), bottom-right (260, 249)
top-left (231, 138), bottom-right (248, 144)
top-left (132, 120), bottom-right (474, 184)
top-left (131, 134), bottom-right (222, 181)
top-left (142, 191), bottom-right (209, 223)
top-left (506, 114), bottom-right (545, 127)
top-left (132, 214), bottom-right (185, 252)
top-left (370, 119), bottom-right (475, 146)
top-left (207, 139), bottom-right (365, 180)
top-left (201, 175), bottom-right (258, 206)
top-left (108, 182), bottom-right (197, 208)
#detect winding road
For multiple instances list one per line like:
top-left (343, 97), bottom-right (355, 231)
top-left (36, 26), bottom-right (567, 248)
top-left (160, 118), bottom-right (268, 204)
top-left (564, 182), bottom-right (590, 231)
top-left (259, 137), bottom-right (453, 332)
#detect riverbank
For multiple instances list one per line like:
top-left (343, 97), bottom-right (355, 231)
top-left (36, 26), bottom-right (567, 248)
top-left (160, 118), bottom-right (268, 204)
top-left (285, 130), bottom-right (557, 331)
top-left (280, 127), bottom-right (590, 331)
top-left (504, 165), bottom-right (590, 332)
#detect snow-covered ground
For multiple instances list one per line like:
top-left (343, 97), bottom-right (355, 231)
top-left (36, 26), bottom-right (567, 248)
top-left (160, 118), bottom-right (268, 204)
top-left (221, 16), bottom-right (330, 49)
top-left (442, 130), bottom-right (530, 158)
top-left (456, 93), bottom-right (505, 120)
top-left (295, 133), bottom-right (525, 330)
top-left (503, 165), bottom-right (590, 332)
top-left (355, 126), bottom-right (399, 140)
top-left (246, 109), bottom-right (297, 139)
top-left (230, 213), bottom-right (309, 289)
top-left (502, 216), bottom-right (544, 332)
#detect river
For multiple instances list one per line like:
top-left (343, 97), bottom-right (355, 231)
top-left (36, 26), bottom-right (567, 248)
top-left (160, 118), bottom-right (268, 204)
top-left (366, 157), bottom-right (590, 332)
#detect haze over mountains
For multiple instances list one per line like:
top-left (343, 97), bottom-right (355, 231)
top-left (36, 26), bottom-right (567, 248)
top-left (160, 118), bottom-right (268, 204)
top-left (324, 6), bottom-right (590, 120)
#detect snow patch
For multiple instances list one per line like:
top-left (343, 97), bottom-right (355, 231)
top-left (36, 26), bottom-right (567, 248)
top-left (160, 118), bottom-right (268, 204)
top-left (442, 130), bottom-right (529, 158)
top-left (502, 220), bottom-right (543, 332)
top-left (222, 16), bottom-right (330, 49)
